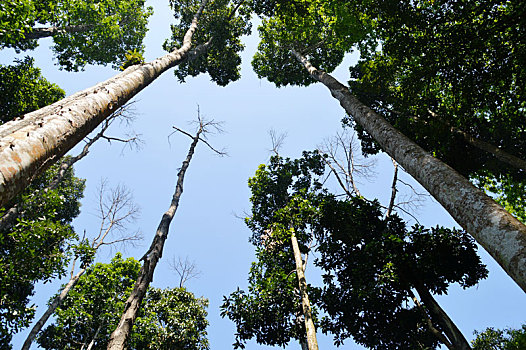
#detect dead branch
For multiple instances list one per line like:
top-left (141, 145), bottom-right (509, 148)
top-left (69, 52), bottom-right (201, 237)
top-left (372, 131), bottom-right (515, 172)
top-left (169, 256), bottom-right (202, 288)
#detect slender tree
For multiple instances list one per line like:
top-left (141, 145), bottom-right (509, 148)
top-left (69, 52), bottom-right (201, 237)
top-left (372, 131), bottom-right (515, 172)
top-left (222, 153), bottom-right (325, 349)
top-left (0, 0), bottom-right (249, 209)
top-left (107, 116), bottom-right (224, 349)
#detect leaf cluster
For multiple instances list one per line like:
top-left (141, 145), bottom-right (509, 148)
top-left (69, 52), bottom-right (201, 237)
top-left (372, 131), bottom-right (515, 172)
top-left (0, 56), bottom-right (65, 122)
top-left (251, 0), bottom-right (370, 87)
top-left (163, 0), bottom-right (252, 86)
top-left (0, 159), bottom-right (85, 347)
top-left (315, 196), bottom-right (488, 349)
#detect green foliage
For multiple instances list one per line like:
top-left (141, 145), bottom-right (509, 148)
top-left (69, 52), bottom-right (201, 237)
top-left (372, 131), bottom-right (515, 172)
top-left (222, 153), bottom-right (325, 348)
top-left (119, 49), bottom-right (145, 70)
top-left (346, 0), bottom-right (526, 218)
top-left (1, 0), bottom-right (153, 71)
top-left (38, 254), bottom-right (210, 350)
top-left (472, 325), bottom-right (526, 350)
top-left (163, 0), bottom-right (252, 86)
top-left (315, 196), bottom-right (488, 349)
top-left (0, 0), bottom-right (38, 50)
top-left (0, 159), bottom-right (84, 348)
top-left (251, 0), bottom-right (369, 87)
top-left (0, 57), bottom-right (65, 123)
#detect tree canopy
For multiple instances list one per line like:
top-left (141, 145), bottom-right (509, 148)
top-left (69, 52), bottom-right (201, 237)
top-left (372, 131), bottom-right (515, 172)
top-left (0, 56), bottom-right (64, 122)
top-left (1, 0), bottom-right (153, 71)
top-left (38, 254), bottom-right (209, 350)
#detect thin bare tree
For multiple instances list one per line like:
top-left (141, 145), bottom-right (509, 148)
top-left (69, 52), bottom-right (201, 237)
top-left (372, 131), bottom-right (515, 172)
top-left (21, 182), bottom-right (141, 350)
top-left (107, 114), bottom-right (224, 350)
top-left (291, 49), bottom-right (526, 293)
top-left (317, 129), bottom-right (376, 198)
top-left (169, 256), bottom-right (201, 288)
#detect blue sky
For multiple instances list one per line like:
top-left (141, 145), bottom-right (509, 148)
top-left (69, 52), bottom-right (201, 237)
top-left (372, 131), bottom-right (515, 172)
top-left (2, 0), bottom-right (525, 348)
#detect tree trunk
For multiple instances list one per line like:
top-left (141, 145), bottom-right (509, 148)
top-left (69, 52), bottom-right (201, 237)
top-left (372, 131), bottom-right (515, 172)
top-left (21, 267), bottom-right (87, 350)
top-left (0, 116), bottom-right (109, 233)
top-left (414, 284), bottom-right (471, 350)
top-left (24, 25), bottom-right (91, 40)
top-left (0, 0), bottom-right (210, 209)
top-left (290, 229), bottom-right (319, 350)
top-left (292, 50), bottom-right (526, 293)
top-left (106, 125), bottom-right (202, 350)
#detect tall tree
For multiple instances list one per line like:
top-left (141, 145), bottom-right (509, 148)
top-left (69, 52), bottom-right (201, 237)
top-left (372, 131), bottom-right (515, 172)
top-left (222, 153), bottom-right (325, 349)
top-left (472, 324), bottom-right (526, 350)
top-left (107, 117), bottom-right (224, 350)
top-left (346, 0), bottom-right (526, 223)
top-left (250, 3), bottom-right (526, 292)
top-left (1, 0), bottom-right (154, 71)
top-left (0, 0), bottom-right (249, 211)
top-left (37, 254), bottom-right (210, 350)
top-left (21, 182), bottom-right (141, 350)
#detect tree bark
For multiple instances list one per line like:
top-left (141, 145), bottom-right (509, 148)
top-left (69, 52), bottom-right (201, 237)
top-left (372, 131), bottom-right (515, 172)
top-left (24, 25), bottom-right (91, 40)
top-left (290, 229), bottom-right (319, 350)
top-left (0, 116), bottom-right (110, 233)
top-left (106, 125), bottom-right (202, 350)
top-left (414, 284), bottom-right (471, 350)
top-left (386, 159), bottom-right (398, 217)
top-left (291, 50), bottom-right (526, 293)
top-left (0, 0), bottom-right (210, 209)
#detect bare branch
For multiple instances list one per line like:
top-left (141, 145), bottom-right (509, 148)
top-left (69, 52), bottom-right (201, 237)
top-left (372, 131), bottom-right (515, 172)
top-left (169, 256), bottom-right (202, 288)
top-left (268, 129), bottom-right (288, 156)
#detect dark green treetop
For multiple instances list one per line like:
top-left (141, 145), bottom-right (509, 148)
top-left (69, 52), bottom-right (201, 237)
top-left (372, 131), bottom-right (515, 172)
top-left (251, 0), bottom-right (369, 87)
top-left (472, 325), bottom-right (526, 350)
top-left (0, 57), bottom-right (65, 123)
top-left (345, 0), bottom-right (526, 220)
top-left (222, 153), bottom-right (325, 348)
top-left (163, 0), bottom-right (252, 86)
top-left (315, 196), bottom-right (489, 349)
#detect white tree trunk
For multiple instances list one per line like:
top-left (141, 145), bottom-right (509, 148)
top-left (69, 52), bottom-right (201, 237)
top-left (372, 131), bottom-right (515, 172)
top-left (0, 0), bottom-right (209, 209)
top-left (292, 50), bottom-right (526, 293)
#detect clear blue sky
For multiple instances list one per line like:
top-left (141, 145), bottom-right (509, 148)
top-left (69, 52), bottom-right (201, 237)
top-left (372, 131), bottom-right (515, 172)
top-left (2, 0), bottom-right (525, 348)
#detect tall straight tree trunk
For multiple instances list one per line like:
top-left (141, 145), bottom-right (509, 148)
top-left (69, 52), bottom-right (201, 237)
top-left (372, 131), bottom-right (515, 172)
top-left (414, 284), bottom-right (471, 350)
top-left (291, 50), bottom-right (526, 293)
top-left (24, 25), bottom-right (91, 40)
top-left (0, 0), bottom-right (209, 209)
top-left (106, 125), bottom-right (203, 350)
top-left (290, 229), bottom-right (319, 350)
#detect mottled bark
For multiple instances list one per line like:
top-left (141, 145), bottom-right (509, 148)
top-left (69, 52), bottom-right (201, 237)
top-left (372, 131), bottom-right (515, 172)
top-left (415, 285), bottom-right (471, 350)
top-left (290, 229), bottom-right (319, 350)
top-left (0, 117), bottom-right (109, 233)
top-left (24, 25), bottom-right (91, 40)
top-left (106, 125), bottom-right (202, 350)
top-left (0, 0), bottom-right (210, 209)
top-left (292, 50), bottom-right (526, 293)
